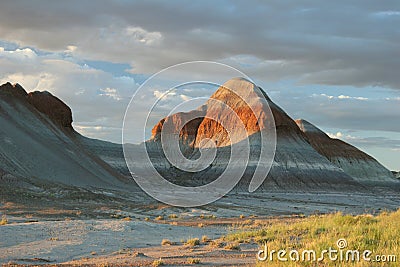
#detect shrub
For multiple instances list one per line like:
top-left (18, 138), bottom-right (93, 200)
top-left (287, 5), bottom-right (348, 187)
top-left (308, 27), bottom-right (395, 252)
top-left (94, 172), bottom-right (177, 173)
top-left (187, 257), bottom-right (201, 264)
top-left (152, 259), bottom-right (164, 266)
top-left (224, 242), bottom-right (241, 251)
top-left (201, 235), bottom-right (211, 243)
top-left (209, 240), bottom-right (225, 248)
top-left (0, 215), bottom-right (8, 225)
top-left (185, 238), bottom-right (200, 247)
top-left (161, 239), bottom-right (174, 246)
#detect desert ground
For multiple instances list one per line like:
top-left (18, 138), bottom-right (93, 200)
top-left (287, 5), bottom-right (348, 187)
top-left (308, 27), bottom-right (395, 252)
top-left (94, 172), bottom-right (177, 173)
top-left (1, 182), bottom-right (400, 266)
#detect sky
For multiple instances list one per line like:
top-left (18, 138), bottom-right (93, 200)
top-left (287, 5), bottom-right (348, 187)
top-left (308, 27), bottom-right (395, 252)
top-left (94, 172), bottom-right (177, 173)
top-left (0, 0), bottom-right (399, 170)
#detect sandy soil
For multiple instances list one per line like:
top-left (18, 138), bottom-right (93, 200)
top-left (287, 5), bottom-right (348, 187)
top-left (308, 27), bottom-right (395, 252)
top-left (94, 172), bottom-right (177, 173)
top-left (0, 219), bottom-right (231, 263)
top-left (0, 217), bottom-right (261, 266)
top-left (1, 182), bottom-right (400, 266)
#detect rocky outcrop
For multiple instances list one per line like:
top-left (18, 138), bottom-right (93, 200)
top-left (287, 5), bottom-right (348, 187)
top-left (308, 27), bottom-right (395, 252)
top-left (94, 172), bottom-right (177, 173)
top-left (296, 119), bottom-right (395, 183)
top-left (27, 91), bottom-right (73, 129)
top-left (147, 78), bottom-right (364, 191)
top-left (151, 109), bottom-right (206, 147)
top-left (0, 82), bottom-right (28, 99)
top-left (0, 82), bottom-right (131, 189)
top-left (0, 82), bottom-right (72, 130)
top-left (1, 80), bottom-right (396, 194)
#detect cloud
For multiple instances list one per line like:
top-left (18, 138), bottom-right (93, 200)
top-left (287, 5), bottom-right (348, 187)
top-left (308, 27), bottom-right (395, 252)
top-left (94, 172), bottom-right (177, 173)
top-left (315, 93), bottom-right (369, 101)
top-left (326, 131), bottom-right (400, 150)
top-left (341, 135), bottom-right (400, 150)
top-left (0, 1), bottom-right (399, 168)
top-left (153, 89), bottom-right (176, 100)
top-left (180, 94), bottom-right (191, 101)
top-left (100, 87), bottom-right (122, 101)
top-left (0, 1), bottom-right (399, 89)
top-left (328, 132), bottom-right (343, 139)
top-left (124, 26), bottom-right (162, 45)
top-left (267, 82), bottom-right (400, 136)
top-left (0, 47), bottom-right (37, 60)
top-left (0, 46), bottom-right (138, 143)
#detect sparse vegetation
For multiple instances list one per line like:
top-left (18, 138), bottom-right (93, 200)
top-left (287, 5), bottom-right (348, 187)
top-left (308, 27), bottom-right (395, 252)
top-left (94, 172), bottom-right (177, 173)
top-left (144, 217), bottom-right (150, 221)
top-left (209, 239), bottom-right (225, 248)
top-left (0, 215), bottom-right (8, 225)
top-left (187, 257), bottom-right (201, 264)
top-left (201, 235), bottom-right (211, 243)
top-left (155, 215), bottom-right (164, 221)
top-left (161, 239), bottom-right (174, 246)
top-left (185, 237), bottom-right (200, 247)
top-left (223, 209), bottom-right (400, 266)
top-left (239, 214), bottom-right (245, 219)
top-left (152, 258), bottom-right (164, 266)
top-left (168, 214), bottom-right (178, 219)
top-left (199, 214), bottom-right (216, 219)
top-left (224, 242), bottom-right (241, 251)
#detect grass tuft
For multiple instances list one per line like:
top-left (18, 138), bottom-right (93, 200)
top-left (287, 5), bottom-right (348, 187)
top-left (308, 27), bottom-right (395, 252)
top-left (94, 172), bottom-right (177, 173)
top-left (155, 216), bottom-right (164, 221)
top-left (187, 257), bottom-right (201, 264)
top-left (185, 238), bottom-right (200, 247)
top-left (224, 242), bottom-right (241, 251)
top-left (168, 214), bottom-right (178, 219)
top-left (201, 235), bottom-right (211, 243)
top-left (161, 239), bottom-right (174, 246)
top-left (223, 209), bottom-right (400, 267)
top-left (0, 215), bottom-right (8, 225)
top-left (152, 258), bottom-right (164, 266)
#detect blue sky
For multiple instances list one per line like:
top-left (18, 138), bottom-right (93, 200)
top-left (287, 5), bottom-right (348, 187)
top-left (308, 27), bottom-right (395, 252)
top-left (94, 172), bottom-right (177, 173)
top-left (0, 1), bottom-right (399, 170)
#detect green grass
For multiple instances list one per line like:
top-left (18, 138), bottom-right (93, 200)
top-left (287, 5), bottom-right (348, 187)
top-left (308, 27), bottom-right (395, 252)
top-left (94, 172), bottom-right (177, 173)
top-left (224, 209), bottom-right (400, 266)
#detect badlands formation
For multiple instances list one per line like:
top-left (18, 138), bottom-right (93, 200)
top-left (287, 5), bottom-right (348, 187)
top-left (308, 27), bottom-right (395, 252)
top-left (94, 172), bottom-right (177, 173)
top-left (147, 78), bottom-right (396, 190)
top-left (0, 79), bottom-right (398, 212)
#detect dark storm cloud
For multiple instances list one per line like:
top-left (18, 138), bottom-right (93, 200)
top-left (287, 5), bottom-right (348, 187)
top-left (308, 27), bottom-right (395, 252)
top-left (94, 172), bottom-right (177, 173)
top-left (1, 0), bottom-right (399, 88)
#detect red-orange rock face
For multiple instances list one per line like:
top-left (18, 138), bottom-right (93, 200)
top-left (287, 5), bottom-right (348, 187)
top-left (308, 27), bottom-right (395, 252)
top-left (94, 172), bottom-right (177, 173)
top-left (151, 78), bottom-right (274, 148)
top-left (149, 78), bottom-right (395, 185)
top-left (151, 109), bottom-right (206, 147)
top-left (150, 77), bottom-right (307, 148)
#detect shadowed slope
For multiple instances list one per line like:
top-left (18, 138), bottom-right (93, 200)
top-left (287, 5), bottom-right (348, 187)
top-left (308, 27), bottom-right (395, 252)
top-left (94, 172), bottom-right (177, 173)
top-left (0, 82), bottom-right (132, 189)
top-left (296, 119), bottom-right (396, 183)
